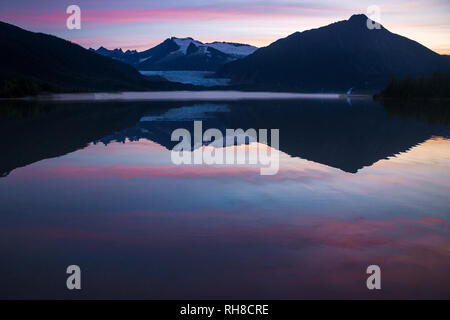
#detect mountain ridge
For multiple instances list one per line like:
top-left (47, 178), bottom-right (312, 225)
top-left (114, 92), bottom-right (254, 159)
top-left (0, 21), bottom-right (151, 91)
top-left (0, 20), bottom-right (204, 97)
top-left (90, 37), bottom-right (258, 71)
top-left (217, 14), bottom-right (450, 93)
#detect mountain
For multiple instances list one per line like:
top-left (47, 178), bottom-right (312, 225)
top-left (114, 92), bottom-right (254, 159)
top-left (0, 21), bottom-right (197, 97)
top-left (90, 37), bottom-right (257, 71)
top-left (217, 14), bottom-right (450, 93)
top-left (88, 47), bottom-right (142, 66)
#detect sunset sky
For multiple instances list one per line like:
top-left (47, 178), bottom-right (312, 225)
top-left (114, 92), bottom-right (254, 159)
top-left (1, 0), bottom-right (449, 54)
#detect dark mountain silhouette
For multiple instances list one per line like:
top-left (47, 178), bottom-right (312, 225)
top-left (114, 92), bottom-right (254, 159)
top-left (217, 14), bottom-right (450, 93)
top-left (88, 47), bottom-right (141, 66)
top-left (90, 44), bottom-right (145, 63)
top-left (91, 37), bottom-right (257, 71)
top-left (0, 21), bottom-right (199, 97)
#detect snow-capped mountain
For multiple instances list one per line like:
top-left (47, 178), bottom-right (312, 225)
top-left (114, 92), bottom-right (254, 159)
top-left (206, 41), bottom-right (258, 57)
top-left (90, 37), bottom-right (257, 71)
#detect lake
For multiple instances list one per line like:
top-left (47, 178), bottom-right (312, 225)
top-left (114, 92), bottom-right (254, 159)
top-left (0, 94), bottom-right (449, 299)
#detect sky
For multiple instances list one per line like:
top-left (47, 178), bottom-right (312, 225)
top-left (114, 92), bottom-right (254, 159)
top-left (0, 0), bottom-right (449, 54)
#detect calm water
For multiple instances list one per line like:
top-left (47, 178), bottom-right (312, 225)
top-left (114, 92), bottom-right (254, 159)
top-left (0, 96), bottom-right (449, 299)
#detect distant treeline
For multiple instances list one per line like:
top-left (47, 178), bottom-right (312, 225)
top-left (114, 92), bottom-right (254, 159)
top-left (375, 72), bottom-right (450, 100)
top-left (375, 73), bottom-right (450, 125)
top-left (0, 78), bottom-right (61, 98)
top-left (0, 76), bottom-right (204, 98)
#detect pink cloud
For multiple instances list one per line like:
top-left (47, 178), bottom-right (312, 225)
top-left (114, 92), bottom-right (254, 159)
top-left (1, 5), bottom-right (346, 26)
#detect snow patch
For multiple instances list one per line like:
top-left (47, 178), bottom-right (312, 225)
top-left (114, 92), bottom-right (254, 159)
top-left (173, 37), bottom-right (204, 54)
top-left (171, 37), bottom-right (257, 57)
top-left (139, 56), bottom-right (151, 63)
top-left (206, 42), bottom-right (257, 56)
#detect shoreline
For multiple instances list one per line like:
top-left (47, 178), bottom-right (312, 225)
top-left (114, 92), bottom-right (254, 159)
top-left (1, 90), bottom-right (374, 103)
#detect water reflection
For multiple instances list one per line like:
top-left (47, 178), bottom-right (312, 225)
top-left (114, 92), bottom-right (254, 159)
top-left (1, 98), bottom-right (449, 176)
top-left (0, 97), bottom-right (449, 299)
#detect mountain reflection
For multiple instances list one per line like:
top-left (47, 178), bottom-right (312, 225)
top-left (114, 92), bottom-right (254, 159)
top-left (0, 97), bottom-right (449, 177)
